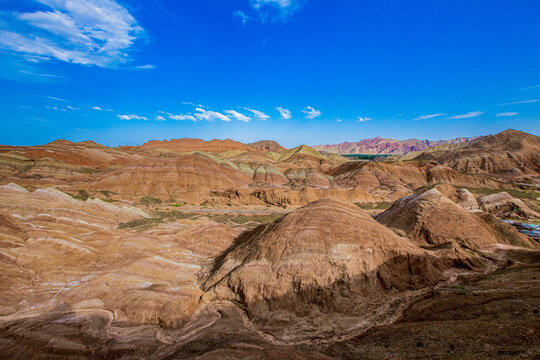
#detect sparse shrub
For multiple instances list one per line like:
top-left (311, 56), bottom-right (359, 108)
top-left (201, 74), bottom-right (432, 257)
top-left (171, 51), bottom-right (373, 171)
top-left (81, 167), bottom-right (101, 174)
top-left (99, 190), bottom-right (116, 197)
top-left (140, 196), bottom-right (162, 206)
top-left (73, 190), bottom-right (89, 201)
top-left (355, 202), bottom-right (393, 210)
top-left (118, 217), bottom-right (163, 229)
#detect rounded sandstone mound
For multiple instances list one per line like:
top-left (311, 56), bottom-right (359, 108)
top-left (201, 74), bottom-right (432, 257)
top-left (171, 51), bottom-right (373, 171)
top-left (376, 188), bottom-right (537, 250)
top-left (200, 198), bottom-right (448, 339)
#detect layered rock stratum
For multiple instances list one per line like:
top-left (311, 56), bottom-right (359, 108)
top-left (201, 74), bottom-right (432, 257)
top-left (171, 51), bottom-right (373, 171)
top-left (0, 129), bottom-right (539, 359)
top-left (313, 136), bottom-right (478, 155)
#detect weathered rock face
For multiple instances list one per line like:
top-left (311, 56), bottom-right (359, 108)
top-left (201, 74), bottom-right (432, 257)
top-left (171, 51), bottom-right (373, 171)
top-left (433, 184), bottom-right (479, 210)
top-left (138, 138), bottom-right (254, 153)
top-left (201, 198), bottom-right (448, 340)
top-left (247, 140), bottom-right (286, 153)
top-left (252, 165), bottom-right (288, 185)
top-left (313, 136), bottom-right (478, 155)
top-left (329, 161), bottom-right (427, 189)
top-left (0, 139), bottom-right (146, 169)
top-left (285, 168), bottom-right (332, 187)
top-left (376, 189), bottom-right (537, 250)
top-left (415, 130), bottom-right (540, 175)
top-left (425, 164), bottom-right (499, 187)
top-left (478, 192), bottom-right (540, 219)
top-left (88, 153), bottom-right (252, 199)
top-left (0, 183), bottom-right (241, 358)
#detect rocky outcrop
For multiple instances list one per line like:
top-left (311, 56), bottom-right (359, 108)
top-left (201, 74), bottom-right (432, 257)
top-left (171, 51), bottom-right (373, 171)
top-left (0, 139), bottom-right (146, 169)
top-left (329, 161), bottom-right (426, 189)
top-left (139, 138), bottom-right (254, 153)
top-left (88, 153), bottom-right (252, 199)
top-left (478, 192), bottom-right (540, 219)
top-left (201, 198), bottom-right (448, 340)
top-left (247, 140), bottom-right (286, 153)
top-left (376, 189), bottom-right (537, 250)
top-left (252, 165), bottom-right (288, 184)
top-left (414, 130), bottom-right (540, 175)
top-left (314, 136), bottom-right (478, 155)
top-left (285, 168), bottom-right (332, 187)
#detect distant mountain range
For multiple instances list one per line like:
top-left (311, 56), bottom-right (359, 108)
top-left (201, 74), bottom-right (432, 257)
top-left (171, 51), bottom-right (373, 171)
top-left (313, 136), bottom-right (481, 155)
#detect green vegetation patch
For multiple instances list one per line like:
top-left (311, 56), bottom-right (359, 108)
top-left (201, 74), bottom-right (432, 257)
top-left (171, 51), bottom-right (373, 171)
top-left (355, 202), bottom-right (393, 210)
top-left (118, 217), bottom-right (163, 230)
top-left (139, 196), bottom-right (163, 206)
top-left (99, 190), bottom-right (116, 197)
top-left (71, 189), bottom-right (89, 201)
top-left (209, 213), bottom-right (283, 227)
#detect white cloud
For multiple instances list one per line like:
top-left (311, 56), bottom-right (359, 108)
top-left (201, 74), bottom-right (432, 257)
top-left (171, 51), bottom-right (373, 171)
top-left (194, 108), bottom-right (231, 122)
top-left (135, 64), bottom-right (155, 70)
top-left (169, 114), bottom-right (196, 121)
top-left (336, 119), bottom-right (342, 123)
top-left (224, 109), bottom-right (251, 122)
top-left (0, 0), bottom-right (144, 67)
top-left (92, 106), bottom-right (102, 110)
top-left (243, 107), bottom-right (270, 120)
top-left (447, 111), bottom-right (484, 119)
top-left (67, 105), bottom-right (80, 110)
top-left (154, 115), bottom-right (166, 122)
top-left (233, 11), bottom-right (250, 25)
top-left (252, 0), bottom-right (292, 8)
top-left (357, 116), bottom-right (372, 122)
top-left (414, 113), bottom-right (447, 121)
top-left (496, 112), bottom-right (518, 117)
top-left (247, 0), bottom-right (300, 22)
top-left (499, 99), bottom-right (539, 106)
top-left (302, 106), bottom-right (321, 119)
top-left (118, 114), bottom-right (147, 120)
top-left (275, 107), bottom-right (291, 119)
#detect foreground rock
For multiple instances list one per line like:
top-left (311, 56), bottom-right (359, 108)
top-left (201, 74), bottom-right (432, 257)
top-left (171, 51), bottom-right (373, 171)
top-left (201, 198), bottom-right (449, 341)
top-left (478, 191), bottom-right (540, 219)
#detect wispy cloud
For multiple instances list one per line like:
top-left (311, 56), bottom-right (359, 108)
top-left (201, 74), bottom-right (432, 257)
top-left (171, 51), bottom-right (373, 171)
top-left (243, 107), bottom-right (270, 120)
top-left (135, 64), bottom-right (156, 70)
top-left (302, 106), bottom-right (321, 119)
top-left (19, 70), bottom-right (56, 78)
top-left (67, 105), bottom-right (80, 110)
top-left (224, 109), bottom-right (251, 122)
top-left (154, 115), bottom-right (166, 122)
top-left (414, 113), bottom-right (447, 121)
top-left (496, 112), bottom-right (518, 117)
top-left (233, 10), bottom-right (250, 25)
top-left (0, 0), bottom-right (144, 68)
top-left (118, 114), bottom-right (148, 120)
top-left (236, 0), bottom-right (300, 23)
top-left (499, 99), bottom-right (539, 106)
top-left (520, 84), bottom-right (540, 91)
top-left (92, 106), bottom-right (102, 110)
top-left (44, 95), bottom-right (66, 102)
top-left (275, 107), bottom-right (291, 119)
top-left (336, 119), bottom-right (342, 123)
top-left (357, 116), bottom-right (372, 122)
top-left (447, 111), bottom-right (484, 119)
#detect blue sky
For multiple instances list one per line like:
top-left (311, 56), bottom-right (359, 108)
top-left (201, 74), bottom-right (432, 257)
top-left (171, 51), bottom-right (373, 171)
top-left (0, 0), bottom-right (539, 147)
